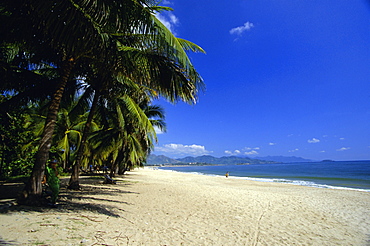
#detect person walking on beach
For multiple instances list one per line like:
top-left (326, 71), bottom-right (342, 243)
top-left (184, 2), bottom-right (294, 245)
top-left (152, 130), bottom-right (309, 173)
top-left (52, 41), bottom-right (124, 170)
top-left (43, 160), bottom-right (60, 206)
top-left (225, 172), bottom-right (229, 178)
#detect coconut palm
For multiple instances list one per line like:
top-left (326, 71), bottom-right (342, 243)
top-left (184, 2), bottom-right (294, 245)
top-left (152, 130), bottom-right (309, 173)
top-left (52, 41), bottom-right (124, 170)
top-left (54, 106), bottom-right (99, 171)
top-left (2, 0), bottom-right (205, 201)
top-left (68, 17), bottom-right (205, 189)
top-left (68, 27), bottom-right (205, 189)
top-left (1, 0), bottom-right (170, 203)
top-left (88, 83), bottom-right (160, 178)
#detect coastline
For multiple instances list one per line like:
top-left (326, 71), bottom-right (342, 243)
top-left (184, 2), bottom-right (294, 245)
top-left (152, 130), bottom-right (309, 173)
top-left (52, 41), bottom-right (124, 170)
top-left (159, 168), bottom-right (370, 193)
top-left (1, 168), bottom-right (369, 245)
top-left (158, 161), bottom-right (370, 192)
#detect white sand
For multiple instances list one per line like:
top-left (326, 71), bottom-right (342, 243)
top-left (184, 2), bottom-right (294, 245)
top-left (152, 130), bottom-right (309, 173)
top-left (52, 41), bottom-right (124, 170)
top-left (0, 168), bottom-right (369, 245)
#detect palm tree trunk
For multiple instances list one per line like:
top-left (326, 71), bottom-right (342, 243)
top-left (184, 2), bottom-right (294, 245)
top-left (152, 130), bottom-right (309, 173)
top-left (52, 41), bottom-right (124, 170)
top-left (19, 58), bottom-right (75, 205)
top-left (118, 162), bottom-right (130, 175)
top-left (110, 149), bottom-right (125, 178)
top-left (68, 88), bottom-right (101, 189)
top-left (118, 162), bottom-right (126, 175)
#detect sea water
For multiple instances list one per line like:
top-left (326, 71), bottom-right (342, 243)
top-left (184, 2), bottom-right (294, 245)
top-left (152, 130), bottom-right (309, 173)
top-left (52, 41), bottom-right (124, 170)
top-left (159, 161), bottom-right (370, 192)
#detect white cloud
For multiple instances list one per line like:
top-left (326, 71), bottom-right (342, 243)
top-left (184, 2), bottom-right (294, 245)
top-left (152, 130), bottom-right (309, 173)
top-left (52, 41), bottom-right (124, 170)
top-left (337, 147), bottom-right (350, 151)
top-left (229, 21), bottom-right (254, 36)
top-left (244, 147), bottom-right (260, 150)
top-left (225, 150), bottom-right (232, 155)
top-left (162, 0), bottom-right (172, 4)
top-left (339, 138), bottom-right (345, 140)
top-left (225, 150), bottom-right (241, 155)
top-left (243, 147), bottom-right (260, 155)
top-left (154, 126), bottom-right (165, 135)
top-left (320, 150), bottom-right (326, 153)
top-left (155, 143), bottom-right (212, 156)
top-left (288, 148), bottom-right (299, 153)
top-left (225, 147), bottom-right (259, 156)
top-left (308, 138), bottom-right (320, 143)
top-left (269, 142), bottom-right (276, 146)
top-left (245, 150), bottom-right (259, 155)
top-left (156, 12), bottom-right (179, 34)
top-left (169, 13), bottom-right (178, 24)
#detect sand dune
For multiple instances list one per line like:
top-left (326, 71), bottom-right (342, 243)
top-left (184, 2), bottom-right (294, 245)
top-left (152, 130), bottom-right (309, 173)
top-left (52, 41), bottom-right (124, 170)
top-left (1, 168), bottom-right (369, 245)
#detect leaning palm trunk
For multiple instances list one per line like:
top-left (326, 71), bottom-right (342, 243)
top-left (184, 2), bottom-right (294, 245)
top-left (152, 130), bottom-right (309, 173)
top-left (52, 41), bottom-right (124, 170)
top-left (110, 148), bottom-right (126, 178)
top-left (118, 162), bottom-right (129, 175)
top-left (19, 58), bottom-right (75, 205)
top-left (68, 88), bottom-right (101, 189)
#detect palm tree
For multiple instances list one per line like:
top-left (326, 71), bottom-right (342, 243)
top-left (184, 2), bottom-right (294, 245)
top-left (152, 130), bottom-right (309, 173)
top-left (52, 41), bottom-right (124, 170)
top-left (116, 102), bottom-right (166, 174)
top-left (2, 0), bottom-right (172, 203)
top-left (88, 83), bottom-right (160, 178)
top-left (2, 0), bottom-right (205, 200)
top-left (68, 6), bottom-right (205, 188)
top-left (54, 107), bottom-right (96, 171)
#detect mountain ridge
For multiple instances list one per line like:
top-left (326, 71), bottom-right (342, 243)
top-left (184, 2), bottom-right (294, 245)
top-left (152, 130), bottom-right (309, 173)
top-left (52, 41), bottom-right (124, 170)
top-left (147, 154), bottom-right (313, 165)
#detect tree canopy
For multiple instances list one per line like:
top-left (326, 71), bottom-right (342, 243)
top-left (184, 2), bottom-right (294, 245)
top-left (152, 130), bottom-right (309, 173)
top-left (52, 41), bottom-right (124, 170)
top-left (0, 0), bottom-right (204, 205)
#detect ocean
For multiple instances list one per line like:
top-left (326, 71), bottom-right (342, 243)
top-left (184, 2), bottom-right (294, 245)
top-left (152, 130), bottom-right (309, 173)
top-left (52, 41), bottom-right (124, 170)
top-left (159, 160), bottom-right (370, 192)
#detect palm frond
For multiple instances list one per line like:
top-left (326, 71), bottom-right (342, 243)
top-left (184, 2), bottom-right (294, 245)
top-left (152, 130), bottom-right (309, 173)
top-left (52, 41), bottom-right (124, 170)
top-left (177, 38), bottom-right (206, 54)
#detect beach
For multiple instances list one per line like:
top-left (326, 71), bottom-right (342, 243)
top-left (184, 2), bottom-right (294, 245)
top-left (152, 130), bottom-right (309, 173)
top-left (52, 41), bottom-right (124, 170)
top-left (1, 168), bottom-right (369, 245)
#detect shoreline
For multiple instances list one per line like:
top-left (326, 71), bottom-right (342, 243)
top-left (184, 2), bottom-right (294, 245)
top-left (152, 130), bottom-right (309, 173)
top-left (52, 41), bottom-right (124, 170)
top-left (1, 168), bottom-right (370, 245)
top-left (156, 162), bottom-right (370, 193)
top-left (156, 167), bottom-right (370, 193)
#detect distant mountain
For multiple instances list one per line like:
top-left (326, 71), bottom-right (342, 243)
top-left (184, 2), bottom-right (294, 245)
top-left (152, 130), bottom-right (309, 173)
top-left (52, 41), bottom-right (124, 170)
top-left (146, 154), bottom-right (180, 165)
top-left (147, 154), bottom-right (276, 165)
top-left (255, 155), bottom-right (313, 163)
top-left (176, 155), bottom-right (222, 164)
top-left (176, 155), bottom-right (267, 165)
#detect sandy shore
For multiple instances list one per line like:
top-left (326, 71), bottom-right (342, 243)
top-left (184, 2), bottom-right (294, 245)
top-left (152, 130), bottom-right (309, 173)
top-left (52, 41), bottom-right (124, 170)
top-left (0, 168), bottom-right (369, 246)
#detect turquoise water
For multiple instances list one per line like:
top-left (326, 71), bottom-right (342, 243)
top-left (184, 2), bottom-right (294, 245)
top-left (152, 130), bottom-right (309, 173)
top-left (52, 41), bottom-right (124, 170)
top-left (159, 161), bottom-right (370, 192)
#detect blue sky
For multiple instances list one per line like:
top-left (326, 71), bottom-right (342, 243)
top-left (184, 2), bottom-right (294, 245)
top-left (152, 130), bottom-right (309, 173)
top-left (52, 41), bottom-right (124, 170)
top-left (151, 0), bottom-right (370, 161)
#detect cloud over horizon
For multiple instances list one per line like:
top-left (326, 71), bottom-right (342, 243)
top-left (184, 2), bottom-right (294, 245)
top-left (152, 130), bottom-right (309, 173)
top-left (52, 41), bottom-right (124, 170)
top-left (155, 143), bottom-right (212, 156)
top-left (225, 150), bottom-right (241, 155)
top-left (244, 150), bottom-right (259, 155)
top-left (289, 148), bottom-right (299, 153)
top-left (225, 147), bottom-right (259, 156)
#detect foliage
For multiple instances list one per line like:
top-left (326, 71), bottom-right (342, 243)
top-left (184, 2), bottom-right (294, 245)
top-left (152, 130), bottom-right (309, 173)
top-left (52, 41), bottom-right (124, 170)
top-left (0, 0), bottom-right (204, 195)
top-left (0, 100), bottom-right (37, 179)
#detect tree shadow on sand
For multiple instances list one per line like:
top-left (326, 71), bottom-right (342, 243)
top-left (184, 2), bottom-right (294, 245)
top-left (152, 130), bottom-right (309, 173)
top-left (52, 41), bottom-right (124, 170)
top-left (0, 238), bottom-right (18, 245)
top-left (0, 176), bottom-right (139, 218)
